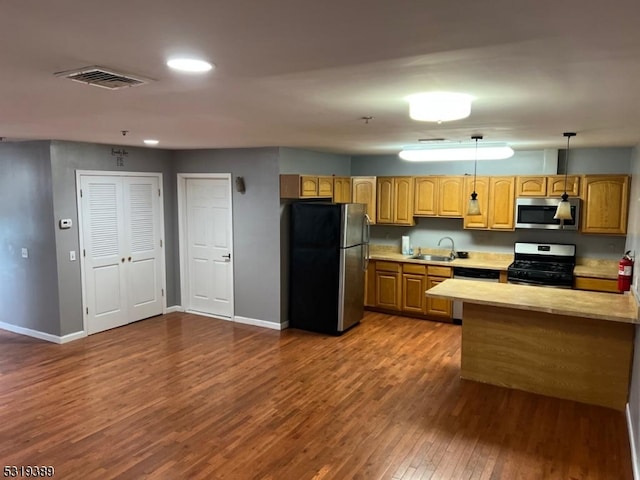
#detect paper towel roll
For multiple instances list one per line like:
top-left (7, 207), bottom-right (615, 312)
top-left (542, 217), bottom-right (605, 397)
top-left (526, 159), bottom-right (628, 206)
top-left (402, 236), bottom-right (410, 255)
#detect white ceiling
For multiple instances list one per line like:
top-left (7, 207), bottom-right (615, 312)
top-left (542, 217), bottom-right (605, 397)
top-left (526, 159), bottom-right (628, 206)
top-left (2, 0), bottom-right (640, 155)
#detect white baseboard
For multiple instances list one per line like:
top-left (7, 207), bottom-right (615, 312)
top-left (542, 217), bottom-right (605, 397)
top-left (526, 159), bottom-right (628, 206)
top-left (0, 321), bottom-right (86, 344)
top-left (165, 305), bottom-right (184, 313)
top-left (234, 316), bottom-right (288, 330)
top-left (59, 331), bottom-right (87, 344)
top-left (627, 403), bottom-right (639, 480)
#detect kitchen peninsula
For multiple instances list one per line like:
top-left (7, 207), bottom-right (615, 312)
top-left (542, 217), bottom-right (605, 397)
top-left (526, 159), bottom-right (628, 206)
top-left (427, 279), bottom-right (638, 410)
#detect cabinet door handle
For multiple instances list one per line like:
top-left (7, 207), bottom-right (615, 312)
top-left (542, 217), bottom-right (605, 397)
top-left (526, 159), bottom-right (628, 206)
top-left (121, 258), bottom-right (125, 263)
top-left (222, 253), bottom-right (231, 260)
top-left (128, 256), bottom-right (132, 262)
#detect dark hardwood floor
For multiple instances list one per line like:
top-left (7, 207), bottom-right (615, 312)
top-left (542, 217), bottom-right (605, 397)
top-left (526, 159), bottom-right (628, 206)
top-left (0, 312), bottom-right (633, 479)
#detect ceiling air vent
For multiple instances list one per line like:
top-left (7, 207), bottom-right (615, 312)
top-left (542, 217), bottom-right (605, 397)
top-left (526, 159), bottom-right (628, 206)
top-left (54, 66), bottom-right (152, 90)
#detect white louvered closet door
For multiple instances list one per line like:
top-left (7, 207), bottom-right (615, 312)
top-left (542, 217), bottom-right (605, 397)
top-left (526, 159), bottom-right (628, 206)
top-left (80, 175), bottom-right (163, 335)
top-left (123, 176), bottom-right (163, 322)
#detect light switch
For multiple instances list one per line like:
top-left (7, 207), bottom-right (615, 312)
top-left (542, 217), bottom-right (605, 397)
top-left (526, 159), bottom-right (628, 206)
top-left (21, 248), bottom-right (28, 258)
top-left (69, 250), bottom-right (76, 261)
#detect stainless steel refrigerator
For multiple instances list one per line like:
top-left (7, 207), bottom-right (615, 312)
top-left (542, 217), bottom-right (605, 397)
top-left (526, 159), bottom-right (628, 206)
top-left (289, 202), bottom-right (370, 334)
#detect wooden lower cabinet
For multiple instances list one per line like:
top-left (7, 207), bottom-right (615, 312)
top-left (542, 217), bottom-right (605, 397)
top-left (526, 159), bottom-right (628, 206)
top-left (401, 264), bottom-right (427, 314)
top-left (374, 262), bottom-right (401, 311)
top-left (574, 276), bottom-right (620, 293)
top-left (369, 260), bottom-right (453, 322)
top-left (365, 260), bottom-right (376, 307)
top-left (426, 276), bottom-right (453, 321)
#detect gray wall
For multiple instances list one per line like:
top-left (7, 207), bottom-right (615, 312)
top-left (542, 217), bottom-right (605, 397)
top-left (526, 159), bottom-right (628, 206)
top-left (351, 150), bottom-right (557, 176)
top-left (0, 142), bottom-right (61, 334)
top-left (279, 147), bottom-right (351, 175)
top-left (561, 147), bottom-right (632, 174)
top-left (360, 147), bottom-right (632, 259)
top-left (50, 141), bottom-right (176, 335)
top-left (175, 148), bottom-right (282, 324)
top-left (625, 144), bottom-right (640, 475)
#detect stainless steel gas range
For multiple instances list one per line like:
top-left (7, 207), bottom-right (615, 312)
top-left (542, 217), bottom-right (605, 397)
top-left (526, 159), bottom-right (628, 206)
top-left (507, 242), bottom-right (576, 288)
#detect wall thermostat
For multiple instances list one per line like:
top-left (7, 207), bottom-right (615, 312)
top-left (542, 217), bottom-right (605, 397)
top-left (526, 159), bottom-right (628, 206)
top-left (59, 219), bottom-right (72, 229)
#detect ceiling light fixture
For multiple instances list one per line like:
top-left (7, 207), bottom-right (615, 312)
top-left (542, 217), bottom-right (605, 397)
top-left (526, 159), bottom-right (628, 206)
top-left (407, 92), bottom-right (473, 123)
top-left (553, 132), bottom-right (576, 222)
top-left (467, 135), bottom-right (482, 216)
top-left (166, 58), bottom-right (214, 73)
top-left (143, 139), bottom-right (159, 146)
top-left (398, 142), bottom-right (514, 162)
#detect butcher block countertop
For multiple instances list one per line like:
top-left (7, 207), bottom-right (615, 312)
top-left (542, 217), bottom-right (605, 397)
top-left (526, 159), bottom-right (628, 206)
top-left (426, 278), bottom-right (638, 324)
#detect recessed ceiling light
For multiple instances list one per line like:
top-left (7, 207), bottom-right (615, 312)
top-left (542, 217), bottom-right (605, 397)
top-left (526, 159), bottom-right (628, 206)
top-left (166, 58), bottom-right (214, 73)
top-left (144, 139), bottom-right (159, 146)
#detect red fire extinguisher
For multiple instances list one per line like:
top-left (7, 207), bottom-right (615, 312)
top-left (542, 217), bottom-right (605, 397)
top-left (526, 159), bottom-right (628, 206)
top-left (618, 251), bottom-right (634, 292)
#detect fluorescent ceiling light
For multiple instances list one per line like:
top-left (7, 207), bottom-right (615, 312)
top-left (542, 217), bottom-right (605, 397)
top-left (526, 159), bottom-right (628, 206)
top-left (406, 92), bottom-right (473, 122)
top-left (399, 143), bottom-right (514, 161)
top-left (144, 139), bottom-right (159, 145)
top-left (166, 58), bottom-right (214, 73)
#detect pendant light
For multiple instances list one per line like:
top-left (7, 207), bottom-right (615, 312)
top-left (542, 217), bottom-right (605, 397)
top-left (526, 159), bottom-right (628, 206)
top-left (467, 135), bottom-right (482, 215)
top-left (553, 132), bottom-right (576, 221)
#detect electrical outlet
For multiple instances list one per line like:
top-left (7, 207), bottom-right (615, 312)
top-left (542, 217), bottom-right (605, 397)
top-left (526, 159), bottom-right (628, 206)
top-left (69, 250), bottom-right (76, 261)
top-left (21, 248), bottom-right (28, 258)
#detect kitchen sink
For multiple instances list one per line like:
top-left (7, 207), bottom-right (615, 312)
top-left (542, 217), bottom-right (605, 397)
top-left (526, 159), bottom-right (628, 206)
top-left (408, 254), bottom-right (454, 262)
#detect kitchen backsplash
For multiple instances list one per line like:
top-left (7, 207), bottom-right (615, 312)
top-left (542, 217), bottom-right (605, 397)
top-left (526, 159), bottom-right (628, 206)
top-left (370, 217), bottom-right (626, 260)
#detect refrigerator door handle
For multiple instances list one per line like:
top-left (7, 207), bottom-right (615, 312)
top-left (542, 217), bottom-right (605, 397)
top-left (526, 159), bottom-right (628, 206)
top-left (363, 213), bottom-right (371, 271)
top-left (363, 242), bottom-right (369, 271)
top-left (364, 214), bottom-right (371, 243)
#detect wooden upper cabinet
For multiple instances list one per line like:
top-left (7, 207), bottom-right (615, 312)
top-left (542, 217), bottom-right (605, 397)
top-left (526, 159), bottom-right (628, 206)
top-left (414, 177), bottom-right (438, 216)
top-left (352, 176), bottom-right (376, 224)
top-left (280, 174), bottom-right (333, 199)
top-left (414, 176), bottom-right (464, 217)
top-left (438, 176), bottom-right (464, 217)
top-left (376, 177), bottom-right (394, 223)
top-left (463, 176), bottom-right (490, 229)
top-left (516, 175), bottom-right (581, 198)
top-left (548, 175), bottom-right (580, 197)
top-left (394, 177), bottom-right (414, 224)
top-left (516, 176), bottom-right (547, 196)
top-left (301, 176), bottom-right (319, 196)
top-left (376, 176), bottom-right (414, 225)
top-left (488, 176), bottom-right (515, 230)
top-left (333, 177), bottom-right (351, 203)
top-left (581, 175), bottom-right (630, 235)
top-left (317, 176), bottom-right (334, 197)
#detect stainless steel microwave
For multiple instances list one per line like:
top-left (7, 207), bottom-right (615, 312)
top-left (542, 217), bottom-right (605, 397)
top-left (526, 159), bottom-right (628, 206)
top-left (515, 197), bottom-right (580, 230)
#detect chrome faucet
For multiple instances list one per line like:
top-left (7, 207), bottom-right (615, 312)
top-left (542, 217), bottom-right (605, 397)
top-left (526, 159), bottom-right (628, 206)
top-left (438, 236), bottom-right (456, 259)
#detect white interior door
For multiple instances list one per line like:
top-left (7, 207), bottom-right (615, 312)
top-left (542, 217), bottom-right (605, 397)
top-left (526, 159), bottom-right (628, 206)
top-left (185, 177), bottom-right (233, 318)
top-left (123, 176), bottom-right (163, 321)
top-left (81, 176), bottom-right (129, 334)
top-left (79, 173), bottom-right (164, 335)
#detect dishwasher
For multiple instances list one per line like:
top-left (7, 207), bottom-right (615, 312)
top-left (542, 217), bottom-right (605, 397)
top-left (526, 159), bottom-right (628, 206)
top-left (452, 267), bottom-right (500, 323)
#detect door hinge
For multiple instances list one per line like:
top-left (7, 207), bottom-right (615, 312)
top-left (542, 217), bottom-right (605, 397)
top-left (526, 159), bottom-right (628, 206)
top-left (160, 239), bottom-right (163, 247)
top-left (83, 249), bottom-right (86, 257)
top-left (86, 307), bottom-right (88, 314)
top-left (80, 189), bottom-right (83, 197)
top-left (158, 188), bottom-right (161, 197)
top-left (161, 289), bottom-right (164, 297)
